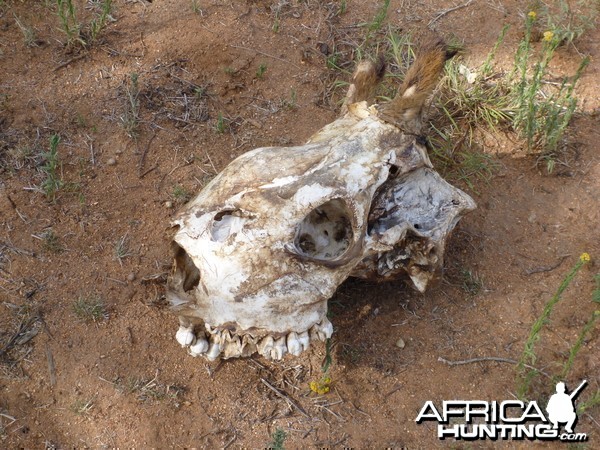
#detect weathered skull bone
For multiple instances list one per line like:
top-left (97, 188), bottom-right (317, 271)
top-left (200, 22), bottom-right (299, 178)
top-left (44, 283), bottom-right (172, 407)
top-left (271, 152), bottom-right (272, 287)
top-left (167, 39), bottom-right (476, 361)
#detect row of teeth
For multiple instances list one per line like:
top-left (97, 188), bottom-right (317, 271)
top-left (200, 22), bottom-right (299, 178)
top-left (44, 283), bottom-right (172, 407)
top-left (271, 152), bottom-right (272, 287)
top-left (175, 318), bottom-right (334, 361)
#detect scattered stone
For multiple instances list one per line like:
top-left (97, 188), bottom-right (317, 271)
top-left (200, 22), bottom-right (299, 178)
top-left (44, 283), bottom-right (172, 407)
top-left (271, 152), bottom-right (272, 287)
top-left (246, 118), bottom-right (263, 129)
top-left (165, 201), bottom-right (174, 209)
top-left (395, 338), bottom-right (406, 349)
top-left (107, 157), bottom-right (117, 166)
top-left (127, 272), bottom-right (136, 282)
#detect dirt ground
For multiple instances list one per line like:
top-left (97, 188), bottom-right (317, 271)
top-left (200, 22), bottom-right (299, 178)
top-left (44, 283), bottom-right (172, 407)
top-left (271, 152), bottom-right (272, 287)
top-left (0, 0), bottom-right (598, 448)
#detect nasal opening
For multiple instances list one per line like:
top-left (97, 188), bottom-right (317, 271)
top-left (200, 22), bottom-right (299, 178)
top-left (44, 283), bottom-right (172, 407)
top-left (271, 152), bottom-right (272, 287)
top-left (171, 242), bottom-right (200, 293)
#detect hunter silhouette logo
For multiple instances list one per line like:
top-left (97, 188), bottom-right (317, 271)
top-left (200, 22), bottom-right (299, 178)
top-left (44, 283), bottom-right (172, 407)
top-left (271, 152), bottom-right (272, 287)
top-left (546, 380), bottom-right (587, 434)
top-left (416, 380), bottom-right (589, 442)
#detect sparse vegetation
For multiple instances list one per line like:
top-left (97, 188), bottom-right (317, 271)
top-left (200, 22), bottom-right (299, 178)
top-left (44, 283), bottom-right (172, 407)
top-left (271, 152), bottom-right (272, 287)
top-left (578, 388), bottom-right (600, 415)
top-left (267, 428), bottom-right (286, 450)
top-left (460, 268), bottom-right (484, 296)
top-left (340, 342), bottom-right (362, 364)
top-left (561, 272), bottom-right (600, 382)
top-left (281, 88), bottom-right (297, 110)
top-left (172, 185), bottom-right (191, 204)
top-left (325, 50), bottom-right (343, 71)
top-left (310, 338), bottom-right (333, 395)
top-left (56, 0), bottom-right (83, 47)
top-left (429, 9), bottom-right (591, 176)
top-left (511, 10), bottom-right (589, 167)
top-left (120, 374), bottom-right (185, 404)
top-left (71, 398), bottom-right (94, 416)
top-left (120, 73), bottom-right (141, 139)
top-left (72, 294), bottom-right (107, 323)
top-left (55, 0), bottom-right (113, 48)
top-left (191, 0), bottom-right (201, 14)
top-left (366, 0), bottom-right (390, 39)
top-left (114, 234), bottom-right (133, 265)
top-left (13, 14), bottom-right (39, 47)
top-left (256, 63), bottom-right (267, 79)
top-left (214, 112), bottom-right (226, 134)
top-left (40, 228), bottom-right (63, 253)
top-left (539, 0), bottom-right (598, 48)
top-left (272, 16), bottom-right (279, 33)
top-left (88, 0), bottom-right (113, 44)
top-left (39, 134), bottom-right (63, 201)
top-left (516, 253), bottom-right (592, 399)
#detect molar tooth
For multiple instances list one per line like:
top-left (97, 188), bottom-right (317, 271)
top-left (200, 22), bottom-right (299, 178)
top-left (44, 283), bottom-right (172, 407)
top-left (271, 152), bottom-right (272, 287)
top-left (188, 335), bottom-right (209, 356)
top-left (297, 330), bottom-right (310, 351)
top-left (287, 332), bottom-right (302, 356)
top-left (311, 318), bottom-right (334, 342)
top-left (222, 336), bottom-right (243, 359)
top-left (241, 335), bottom-right (258, 357)
top-left (221, 330), bottom-right (232, 341)
top-left (257, 336), bottom-right (275, 359)
top-left (206, 333), bottom-right (222, 361)
top-left (270, 336), bottom-right (287, 360)
top-left (287, 331), bottom-right (309, 356)
top-left (176, 325), bottom-right (195, 347)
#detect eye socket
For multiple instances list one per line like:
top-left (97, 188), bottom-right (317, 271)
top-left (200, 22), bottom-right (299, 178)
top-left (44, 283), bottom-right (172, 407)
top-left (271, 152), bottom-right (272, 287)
top-left (294, 198), bottom-right (353, 260)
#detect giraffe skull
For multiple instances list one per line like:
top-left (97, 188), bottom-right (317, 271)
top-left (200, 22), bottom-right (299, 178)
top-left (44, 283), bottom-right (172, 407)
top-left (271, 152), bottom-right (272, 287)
top-left (166, 41), bottom-right (476, 361)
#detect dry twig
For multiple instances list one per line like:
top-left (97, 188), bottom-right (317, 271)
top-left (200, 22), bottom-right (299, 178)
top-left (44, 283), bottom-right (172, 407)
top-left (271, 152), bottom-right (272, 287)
top-left (438, 356), bottom-right (552, 379)
top-left (429, 0), bottom-right (475, 27)
top-left (229, 45), bottom-right (302, 70)
top-left (46, 344), bottom-right (56, 387)
top-left (524, 255), bottom-right (569, 275)
top-left (260, 378), bottom-right (310, 418)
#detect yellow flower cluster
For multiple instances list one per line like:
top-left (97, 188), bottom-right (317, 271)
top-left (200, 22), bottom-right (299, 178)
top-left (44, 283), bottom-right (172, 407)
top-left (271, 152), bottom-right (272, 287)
top-left (543, 31), bottom-right (554, 42)
top-left (580, 252), bottom-right (591, 262)
top-left (309, 376), bottom-right (331, 395)
top-left (528, 11), bottom-right (537, 20)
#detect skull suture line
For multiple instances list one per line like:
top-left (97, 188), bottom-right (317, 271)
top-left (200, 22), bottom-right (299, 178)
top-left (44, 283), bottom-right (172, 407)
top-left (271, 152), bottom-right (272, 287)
top-left (167, 38), bottom-right (476, 361)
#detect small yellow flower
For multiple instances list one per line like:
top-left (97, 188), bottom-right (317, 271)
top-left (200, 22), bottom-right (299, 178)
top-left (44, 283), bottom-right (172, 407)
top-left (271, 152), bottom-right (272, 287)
top-left (580, 252), bottom-right (591, 263)
top-left (543, 31), bottom-right (554, 42)
top-left (309, 376), bottom-right (332, 395)
top-left (528, 11), bottom-right (537, 20)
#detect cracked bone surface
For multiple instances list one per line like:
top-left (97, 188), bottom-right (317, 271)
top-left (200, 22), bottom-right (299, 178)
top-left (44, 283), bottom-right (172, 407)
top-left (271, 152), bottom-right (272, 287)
top-left (167, 39), bottom-right (476, 360)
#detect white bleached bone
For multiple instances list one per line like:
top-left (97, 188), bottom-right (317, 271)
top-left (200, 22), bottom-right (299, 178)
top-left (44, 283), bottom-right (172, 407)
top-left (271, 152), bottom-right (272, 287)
top-left (167, 38), bottom-right (475, 361)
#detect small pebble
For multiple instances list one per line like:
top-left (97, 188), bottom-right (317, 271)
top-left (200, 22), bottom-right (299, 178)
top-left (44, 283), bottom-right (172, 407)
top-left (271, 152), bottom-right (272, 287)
top-left (165, 201), bottom-right (174, 209)
top-left (107, 157), bottom-right (116, 166)
top-left (127, 272), bottom-right (136, 282)
top-left (395, 338), bottom-right (406, 349)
